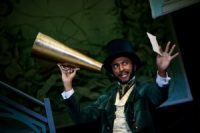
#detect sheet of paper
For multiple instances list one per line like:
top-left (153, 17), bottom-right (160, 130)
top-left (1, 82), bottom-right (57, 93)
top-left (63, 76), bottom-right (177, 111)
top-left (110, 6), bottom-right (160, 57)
top-left (146, 32), bottom-right (162, 55)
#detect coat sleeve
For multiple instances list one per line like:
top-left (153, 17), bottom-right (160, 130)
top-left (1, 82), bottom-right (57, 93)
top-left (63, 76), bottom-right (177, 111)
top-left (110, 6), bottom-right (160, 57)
top-left (137, 81), bottom-right (169, 107)
top-left (63, 92), bottom-right (108, 124)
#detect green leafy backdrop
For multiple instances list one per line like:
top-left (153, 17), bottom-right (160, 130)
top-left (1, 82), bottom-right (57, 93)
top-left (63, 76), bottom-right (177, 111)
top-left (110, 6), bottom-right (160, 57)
top-left (1, 0), bottom-right (189, 128)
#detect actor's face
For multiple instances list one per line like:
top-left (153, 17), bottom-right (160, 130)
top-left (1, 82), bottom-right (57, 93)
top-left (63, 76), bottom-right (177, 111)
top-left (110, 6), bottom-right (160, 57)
top-left (111, 56), bottom-right (135, 84)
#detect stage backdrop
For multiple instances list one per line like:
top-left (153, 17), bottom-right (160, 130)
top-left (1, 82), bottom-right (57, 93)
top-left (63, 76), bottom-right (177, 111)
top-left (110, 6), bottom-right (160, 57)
top-left (0, 0), bottom-right (192, 128)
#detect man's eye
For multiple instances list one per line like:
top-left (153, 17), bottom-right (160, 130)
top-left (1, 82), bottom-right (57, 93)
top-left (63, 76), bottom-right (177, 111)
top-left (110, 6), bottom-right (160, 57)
top-left (112, 64), bottom-right (118, 69)
top-left (123, 61), bottom-right (128, 65)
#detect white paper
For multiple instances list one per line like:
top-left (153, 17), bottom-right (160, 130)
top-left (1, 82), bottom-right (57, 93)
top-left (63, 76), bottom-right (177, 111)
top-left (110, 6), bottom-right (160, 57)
top-left (146, 32), bottom-right (162, 55)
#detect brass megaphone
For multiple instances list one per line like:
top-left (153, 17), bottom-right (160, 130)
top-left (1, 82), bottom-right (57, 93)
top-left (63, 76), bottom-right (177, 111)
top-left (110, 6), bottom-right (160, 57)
top-left (32, 32), bottom-right (103, 71)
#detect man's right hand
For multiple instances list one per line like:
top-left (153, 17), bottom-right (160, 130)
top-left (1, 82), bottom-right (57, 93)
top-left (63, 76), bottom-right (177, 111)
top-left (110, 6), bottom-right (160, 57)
top-left (57, 64), bottom-right (80, 91)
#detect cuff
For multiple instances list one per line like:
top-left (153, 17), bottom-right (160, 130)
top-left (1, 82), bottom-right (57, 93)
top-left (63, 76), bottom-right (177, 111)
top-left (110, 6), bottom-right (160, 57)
top-left (61, 89), bottom-right (74, 99)
top-left (156, 72), bottom-right (171, 87)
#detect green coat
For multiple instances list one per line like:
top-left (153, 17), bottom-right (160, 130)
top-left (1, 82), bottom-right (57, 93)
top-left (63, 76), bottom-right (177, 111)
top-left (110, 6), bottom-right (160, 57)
top-left (64, 79), bottom-right (169, 133)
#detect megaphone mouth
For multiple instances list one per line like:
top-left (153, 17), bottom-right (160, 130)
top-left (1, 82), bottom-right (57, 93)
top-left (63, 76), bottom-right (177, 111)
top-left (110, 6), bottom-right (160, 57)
top-left (32, 32), bottom-right (103, 72)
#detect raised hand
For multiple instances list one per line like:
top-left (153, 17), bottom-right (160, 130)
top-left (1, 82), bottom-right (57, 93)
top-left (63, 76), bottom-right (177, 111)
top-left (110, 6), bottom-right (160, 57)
top-left (57, 64), bottom-right (80, 91)
top-left (156, 41), bottom-right (179, 77)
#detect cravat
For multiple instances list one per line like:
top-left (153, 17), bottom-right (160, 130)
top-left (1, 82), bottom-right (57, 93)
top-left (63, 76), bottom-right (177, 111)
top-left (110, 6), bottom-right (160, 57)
top-left (119, 77), bottom-right (135, 99)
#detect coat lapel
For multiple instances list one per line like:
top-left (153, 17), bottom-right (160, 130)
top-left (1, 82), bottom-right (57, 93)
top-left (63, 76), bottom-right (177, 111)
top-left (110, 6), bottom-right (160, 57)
top-left (104, 87), bottom-right (118, 128)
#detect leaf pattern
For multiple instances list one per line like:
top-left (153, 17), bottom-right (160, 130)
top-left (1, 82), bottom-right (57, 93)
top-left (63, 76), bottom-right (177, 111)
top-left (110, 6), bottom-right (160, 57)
top-left (0, 0), bottom-right (173, 127)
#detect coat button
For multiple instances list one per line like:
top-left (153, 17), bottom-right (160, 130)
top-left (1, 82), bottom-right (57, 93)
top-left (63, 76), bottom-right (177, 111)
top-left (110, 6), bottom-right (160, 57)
top-left (107, 126), bottom-right (110, 130)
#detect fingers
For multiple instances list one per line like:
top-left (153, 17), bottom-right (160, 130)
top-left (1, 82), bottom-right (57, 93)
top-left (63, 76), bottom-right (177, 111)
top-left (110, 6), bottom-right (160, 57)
top-left (57, 64), bottom-right (80, 74)
top-left (168, 44), bottom-right (176, 55)
top-left (164, 41), bottom-right (178, 56)
top-left (168, 44), bottom-right (179, 60)
top-left (164, 41), bottom-right (170, 53)
top-left (57, 64), bottom-right (63, 71)
top-left (171, 52), bottom-right (179, 60)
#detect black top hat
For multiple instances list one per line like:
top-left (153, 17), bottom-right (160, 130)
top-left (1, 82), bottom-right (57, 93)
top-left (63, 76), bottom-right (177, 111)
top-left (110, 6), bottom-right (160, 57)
top-left (103, 39), bottom-right (141, 72)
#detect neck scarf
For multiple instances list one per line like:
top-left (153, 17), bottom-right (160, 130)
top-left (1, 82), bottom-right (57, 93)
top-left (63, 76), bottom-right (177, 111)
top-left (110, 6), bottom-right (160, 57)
top-left (118, 76), bottom-right (135, 99)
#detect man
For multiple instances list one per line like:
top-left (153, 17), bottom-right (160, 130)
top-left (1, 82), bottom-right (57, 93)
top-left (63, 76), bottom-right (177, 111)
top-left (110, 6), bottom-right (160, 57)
top-left (57, 39), bottom-right (179, 133)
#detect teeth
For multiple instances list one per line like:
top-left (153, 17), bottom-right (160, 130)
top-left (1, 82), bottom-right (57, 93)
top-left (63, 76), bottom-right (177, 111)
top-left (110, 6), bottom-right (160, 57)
top-left (119, 72), bottom-right (129, 78)
top-left (121, 74), bottom-right (127, 78)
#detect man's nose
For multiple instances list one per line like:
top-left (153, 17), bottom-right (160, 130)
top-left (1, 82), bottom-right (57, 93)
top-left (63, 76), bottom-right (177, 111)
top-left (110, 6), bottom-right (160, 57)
top-left (119, 64), bottom-right (124, 71)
